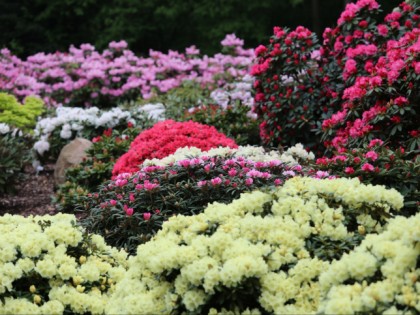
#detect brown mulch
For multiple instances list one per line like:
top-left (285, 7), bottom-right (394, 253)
top-left (0, 164), bottom-right (58, 217)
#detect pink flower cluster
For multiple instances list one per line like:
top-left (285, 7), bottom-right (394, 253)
top-left (112, 120), bottom-right (238, 176)
top-left (103, 154), bottom-right (307, 218)
top-left (321, 0), bottom-right (420, 151)
top-left (0, 35), bottom-right (254, 108)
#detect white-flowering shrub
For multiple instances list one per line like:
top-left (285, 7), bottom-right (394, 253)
top-left (210, 74), bottom-right (254, 109)
top-left (32, 104), bottom-right (161, 158)
top-left (107, 177), bottom-right (405, 314)
top-left (0, 213), bottom-right (128, 314)
top-left (142, 143), bottom-right (314, 167)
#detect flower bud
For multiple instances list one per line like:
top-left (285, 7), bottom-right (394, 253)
top-left (29, 285), bottom-right (36, 293)
top-left (72, 276), bottom-right (83, 286)
top-left (76, 285), bottom-right (85, 293)
top-left (79, 256), bottom-right (87, 264)
top-left (33, 295), bottom-right (42, 304)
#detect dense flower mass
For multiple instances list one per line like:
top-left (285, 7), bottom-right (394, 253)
top-left (251, 25), bottom-right (323, 149)
top-left (0, 35), bottom-right (254, 108)
top-left (33, 104), bottom-right (155, 158)
top-left (84, 146), bottom-right (312, 253)
top-left (252, 0), bottom-right (420, 155)
top-left (111, 120), bottom-right (238, 176)
top-left (0, 214), bottom-right (128, 314)
top-left (107, 177), bottom-right (406, 314)
top-left (1, 1), bottom-right (420, 313)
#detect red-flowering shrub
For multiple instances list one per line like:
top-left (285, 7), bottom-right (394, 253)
top-left (252, 0), bottom-right (419, 154)
top-left (112, 120), bottom-right (238, 176)
top-left (319, 0), bottom-right (420, 153)
top-left (251, 26), bottom-right (325, 150)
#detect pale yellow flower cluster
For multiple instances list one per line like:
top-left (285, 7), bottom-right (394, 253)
top-left (108, 177), bottom-right (406, 314)
top-left (0, 213), bottom-right (128, 315)
top-left (142, 143), bottom-right (314, 167)
top-left (318, 213), bottom-right (420, 314)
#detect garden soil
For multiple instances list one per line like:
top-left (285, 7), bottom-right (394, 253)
top-left (0, 164), bottom-right (57, 216)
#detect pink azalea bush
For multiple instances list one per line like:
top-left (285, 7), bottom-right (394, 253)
top-left (111, 120), bottom-right (238, 176)
top-left (0, 35), bottom-right (254, 108)
top-left (83, 153), bottom-right (309, 253)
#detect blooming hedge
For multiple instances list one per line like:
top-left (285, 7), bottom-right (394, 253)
top-left (319, 0), bottom-right (420, 153)
top-left (111, 120), bottom-right (238, 176)
top-left (1, 179), bottom-right (415, 314)
top-left (107, 177), bottom-right (406, 314)
top-left (0, 213), bottom-right (127, 314)
top-left (0, 35), bottom-right (253, 108)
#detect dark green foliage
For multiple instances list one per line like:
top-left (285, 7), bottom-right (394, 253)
top-left (0, 133), bottom-right (32, 195)
top-left (53, 125), bottom-right (144, 213)
top-left (185, 102), bottom-right (261, 146)
top-left (3, 0), bottom-right (407, 57)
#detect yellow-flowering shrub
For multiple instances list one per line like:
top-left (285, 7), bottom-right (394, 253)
top-left (108, 177), bottom-right (405, 314)
top-left (0, 93), bottom-right (45, 131)
top-left (0, 213), bottom-right (128, 314)
top-left (318, 213), bottom-right (420, 314)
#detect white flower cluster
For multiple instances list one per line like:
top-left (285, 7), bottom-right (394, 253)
top-left (0, 213), bottom-right (128, 314)
top-left (32, 104), bottom-right (162, 155)
top-left (0, 123), bottom-right (10, 134)
top-left (209, 74), bottom-right (257, 119)
top-left (107, 177), bottom-right (406, 314)
top-left (283, 143), bottom-right (315, 162)
top-left (142, 143), bottom-right (314, 167)
top-left (137, 103), bottom-right (166, 121)
top-left (0, 122), bottom-right (23, 137)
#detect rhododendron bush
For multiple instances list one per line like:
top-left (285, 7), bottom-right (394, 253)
top-left (252, 0), bottom-right (419, 154)
top-left (107, 177), bottom-right (410, 314)
top-left (312, 138), bottom-right (419, 216)
top-left (111, 120), bottom-right (238, 176)
top-left (0, 213), bottom-right (128, 314)
top-left (83, 145), bottom-right (313, 253)
top-left (0, 35), bottom-right (253, 108)
top-left (3, 179), bottom-right (418, 315)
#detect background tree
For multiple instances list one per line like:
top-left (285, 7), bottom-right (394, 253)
top-left (0, 0), bottom-right (403, 57)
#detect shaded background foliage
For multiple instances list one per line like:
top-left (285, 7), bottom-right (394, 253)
top-left (0, 0), bottom-right (402, 57)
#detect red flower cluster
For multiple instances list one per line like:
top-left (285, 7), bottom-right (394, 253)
top-left (112, 120), bottom-right (238, 176)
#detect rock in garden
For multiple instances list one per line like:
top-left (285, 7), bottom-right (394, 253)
top-left (54, 138), bottom-right (92, 186)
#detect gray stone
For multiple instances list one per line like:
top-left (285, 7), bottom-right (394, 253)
top-left (54, 138), bottom-right (92, 186)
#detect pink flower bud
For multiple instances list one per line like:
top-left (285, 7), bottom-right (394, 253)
top-left (143, 212), bottom-right (151, 220)
top-left (125, 208), bottom-right (134, 216)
